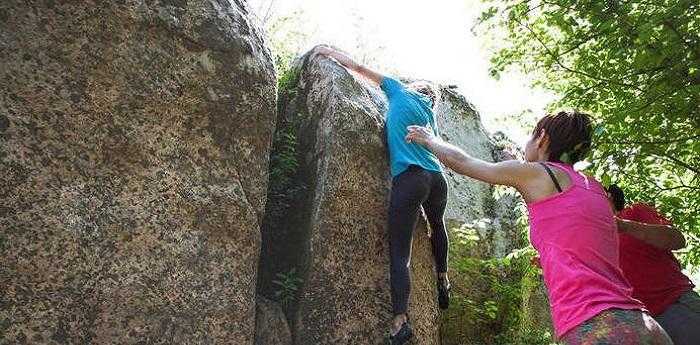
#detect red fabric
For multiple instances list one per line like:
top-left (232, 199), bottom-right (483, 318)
top-left (618, 203), bottom-right (694, 316)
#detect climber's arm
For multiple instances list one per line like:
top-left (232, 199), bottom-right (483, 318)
top-left (405, 125), bottom-right (535, 188)
top-left (316, 46), bottom-right (383, 85)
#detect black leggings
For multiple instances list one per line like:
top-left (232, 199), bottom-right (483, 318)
top-left (388, 165), bottom-right (448, 315)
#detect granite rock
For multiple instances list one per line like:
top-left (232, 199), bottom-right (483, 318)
top-left (0, 0), bottom-right (275, 343)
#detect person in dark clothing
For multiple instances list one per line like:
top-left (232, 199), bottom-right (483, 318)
top-left (316, 46), bottom-right (450, 345)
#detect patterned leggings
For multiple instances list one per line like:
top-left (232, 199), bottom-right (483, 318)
top-left (562, 309), bottom-right (673, 345)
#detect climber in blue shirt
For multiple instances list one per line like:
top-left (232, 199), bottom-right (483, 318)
top-left (316, 46), bottom-right (450, 345)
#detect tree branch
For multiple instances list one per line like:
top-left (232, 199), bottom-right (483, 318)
top-left (598, 135), bottom-right (700, 146)
top-left (558, 29), bottom-right (608, 57)
top-left (512, 16), bottom-right (644, 92)
top-left (652, 154), bottom-right (700, 175)
top-left (559, 81), bottom-right (605, 104)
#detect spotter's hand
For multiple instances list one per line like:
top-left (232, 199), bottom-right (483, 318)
top-left (405, 125), bottom-right (437, 146)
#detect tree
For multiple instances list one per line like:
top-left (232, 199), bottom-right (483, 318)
top-left (477, 0), bottom-right (700, 264)
top-left (249, 0), bottom-right (312, 74)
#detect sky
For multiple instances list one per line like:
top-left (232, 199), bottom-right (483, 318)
top-left (248, 0), bottom-right (556, 145)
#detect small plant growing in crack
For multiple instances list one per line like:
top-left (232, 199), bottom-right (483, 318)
top-left (273, 268), bottom-right (303, 309)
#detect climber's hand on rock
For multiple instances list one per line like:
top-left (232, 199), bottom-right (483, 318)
top-left (315, 46), bottom-right (359, 70)
top-left (315, 46), bottom-right (334, 57)
top-left (315, 46), bottom-right (384, 85)
top-left (406, 125), bottom-right (437, 146)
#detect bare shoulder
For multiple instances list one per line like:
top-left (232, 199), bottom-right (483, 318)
top-left (491, 160), bottom-right (545, 189)
top-left (518, 161), bottom-right (573, 203)
top-left (505, 160), bottom-right (547, 176)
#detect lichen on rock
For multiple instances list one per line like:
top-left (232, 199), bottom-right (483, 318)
top-left (0, 1), bottom-right (275, 343)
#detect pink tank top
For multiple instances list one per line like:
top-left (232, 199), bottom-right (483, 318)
top-left (527, 162), bottom-right (644, 337)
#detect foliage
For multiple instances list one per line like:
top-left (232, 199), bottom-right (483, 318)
top-left (250, 0), bottom-right (311, 75)
top-left (272, 268), bottom-right (303, 309)
top-left (476, 0), bottom-right (700, 264)
top-left (277, 65), bottom-right (301, 100)
top-left (248, 1), bottom-right (304, 200)
top-left (442, 221), bottom-right (554, 344)
top-left (267, 66), bottom-right (305, 223)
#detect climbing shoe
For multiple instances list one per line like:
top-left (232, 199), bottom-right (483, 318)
top-left (437, 277), bottom-right (451, 310)
top-left (388, 319), bottom-right (413, 345)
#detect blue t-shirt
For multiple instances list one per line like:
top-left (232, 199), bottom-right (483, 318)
top-left (381, 77), bottom-right (443, 177)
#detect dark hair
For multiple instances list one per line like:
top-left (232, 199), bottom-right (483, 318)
top-left (410, 82), bottom-right (436, 107)
top-left (533, 110), bottom-right (593, 163)
top-left (606, 184), bottom-right (625, 211)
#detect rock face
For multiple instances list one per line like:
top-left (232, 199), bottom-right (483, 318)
top-left (258, 51), bottom-right (439, 345)
top-left (257, 48), bottom-right (523, 345)
top-left (433, 87), bottom-right (526, 345)
top-left (435, 89), bottom-right (523, 258)
top-left (0, 1), bottom-right (275, 344)
top-left (255, 297), bottom-right (293, 345)
top-left (291, 62), bottom-right (443, 344)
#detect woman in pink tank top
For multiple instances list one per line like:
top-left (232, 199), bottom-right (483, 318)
top-left (406, 110), bottom-right (671, 344)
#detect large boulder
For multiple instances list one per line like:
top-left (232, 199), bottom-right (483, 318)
top-left (435, 89), bottom-right (523, 258)
top-left (0, 1), bottom-right (275, 343)
top-left (257, 48), bottom-right (524, 344)
top-left (258, 50), bottom-right (439, 344)
top-left (434, 89), bottom-right (530, 344)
